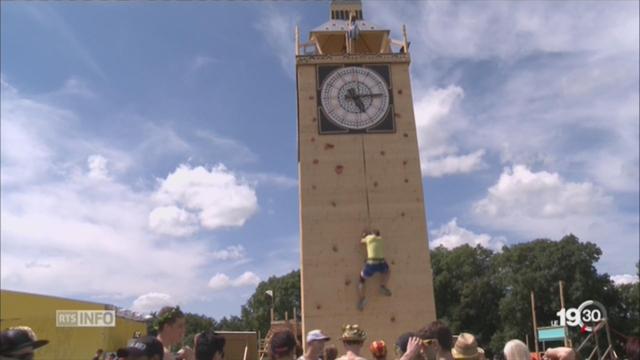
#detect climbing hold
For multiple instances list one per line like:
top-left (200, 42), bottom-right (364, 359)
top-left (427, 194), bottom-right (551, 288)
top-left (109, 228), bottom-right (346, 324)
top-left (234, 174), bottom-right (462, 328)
top-left (332, 244), bottom-right (338, 252)
top-left (316, 304), bottom-right (322, 310)
top-left (345, 279), bottom-right (351, 286)
top-left (325, 143), bottom-right (335, 150)
top-left (395, 112), bottom-right (402, 118)
top-left (312, 117), bottom-right (317, 122)
top-left (309, 95), bottom-right (315, 100)
top-left (403, 133), bottom-right (409, 138)
top-left (403, 160), bottom-right (408, 165)
top-left (391, 260), bottom-right (396, 265)
top-left (380, 150), bottom-right (385, 156)
top-left (373, 181), bottom-right (378, 187)
top-left (404, 178), bottom-right (409, 183)
top-left (313, 159), bottom-right (319, 164)
top-left (335, 165), bottom-right (344, 174)
top-left (400, 212), bottom-right (405, 217)
top-left (331, 201), bottom-right (337, 207)
top-left (397, 89), bottom-right (403, 95)
top-left (390, 316), bottom-right (396, 322)
top-left (311, 185), bottom-right (317, 190)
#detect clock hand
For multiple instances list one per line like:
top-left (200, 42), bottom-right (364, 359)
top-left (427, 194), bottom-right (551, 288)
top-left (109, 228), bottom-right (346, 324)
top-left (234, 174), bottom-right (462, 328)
top-left (358, 93), bottom-right (384, 97)
top-left (354, 97), bottom-right (366, 112)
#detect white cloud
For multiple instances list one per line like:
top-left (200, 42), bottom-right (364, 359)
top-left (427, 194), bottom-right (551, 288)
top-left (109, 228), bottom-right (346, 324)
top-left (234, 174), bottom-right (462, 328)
top-left (472, 165), bottom-right (637, 273)
top-left (611, 274), bottom-right (639, 286)
top-left (148, 206), bottom-right (199, 237)
top-left (131, 292), bottom-right (176, 313)
top-left (256, 7), bottom-right (299, 79)
top-left (473, 165), bottom-right (611, 219)
top-left (414, 85), bottom-right (486, 177)
top-left (210, 245), bottom-right (247, 261)
top-left (430, 218), bottom-right (505, 252)
top-left (150, 164), bottom-right (258, 235)
top-left (87, 154), bottom-right (110, 180)
top-left (207, 272), bottom-right (260, 292)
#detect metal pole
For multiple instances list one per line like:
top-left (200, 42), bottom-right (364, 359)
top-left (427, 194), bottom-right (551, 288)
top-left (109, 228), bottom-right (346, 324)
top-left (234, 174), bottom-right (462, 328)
top-left (531, 291), bottom-right (540, 355)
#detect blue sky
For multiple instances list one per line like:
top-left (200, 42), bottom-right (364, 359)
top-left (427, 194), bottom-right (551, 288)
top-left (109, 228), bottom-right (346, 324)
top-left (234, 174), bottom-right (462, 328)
top-left (1, 1), bottom-right (638, 319)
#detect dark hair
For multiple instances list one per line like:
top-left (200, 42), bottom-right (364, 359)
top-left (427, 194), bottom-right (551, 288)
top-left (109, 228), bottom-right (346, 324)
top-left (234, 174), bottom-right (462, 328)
top-left (156, 306), bottom-right (185, 332)
top-left (116, 348), bottom-right (129, 358)
top-left (374, 230), bottom-right (380, 236)
top-left (195, 331), bottom-right (226, 360)
top-left (270, 330), bottom-right (297, 359)
top-left (395, 332), bottom-right (415, 354)
top-left (324, 345), bottom-right (338, 360)
top-left (342, 339), bottom-right (364, 346)
top-left (627, 337), bottom-right (640, 360)
top-left (417, 320), bottom-right (453, 351)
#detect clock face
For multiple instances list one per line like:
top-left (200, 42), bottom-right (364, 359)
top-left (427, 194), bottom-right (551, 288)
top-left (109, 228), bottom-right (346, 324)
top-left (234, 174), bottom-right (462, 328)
top-left (320, 67), bottom-right (390, 130)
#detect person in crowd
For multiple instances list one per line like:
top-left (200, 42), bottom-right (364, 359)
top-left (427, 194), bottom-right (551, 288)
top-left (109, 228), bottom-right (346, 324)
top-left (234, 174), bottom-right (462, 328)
top-left (626, 337), bottom-right (640, 360)
top-left (357, 230), bottom-right (392, 311)
top-left (0, 326), bottom-right (49, 360)
top-left (116, 347), bottom-right (129, 360)
top-left (324, 345), bottom-right (338, 360)
top-left (154, 306), bottom-right (193, 360)
top-left (542, 347), bottom-right (576, 360)
top-left (298, 330), bottom-right (330, 360)
top-left (395, 332), bottom-right (416, 359)
top-left (451, 333), bottom-right (484, 360)
top-left (93, 348), bottom-right (105, 360)
top-left (194, 331), bottom-right (225, 360)
top-left (336, 324), bottom-right (367, 360)
top-left (107, 353), bottom-right (116, 360)
top-left (399, 337), bottom-right (425, 360)
top-left (269, 330), bottom-right (298, 360)
top-left (127, 336), bottom-right (165, 360)
top-left (503, 340), bottom-right (529, 360)
top-left (417, 321), bottom-right (454, 360)
top-left (370, 340), bottom-right (387, 360)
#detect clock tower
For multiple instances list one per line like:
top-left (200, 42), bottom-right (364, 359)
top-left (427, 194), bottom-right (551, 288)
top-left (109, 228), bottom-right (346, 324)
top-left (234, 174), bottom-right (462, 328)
top-left (296, 0), bottom-right (436, 348)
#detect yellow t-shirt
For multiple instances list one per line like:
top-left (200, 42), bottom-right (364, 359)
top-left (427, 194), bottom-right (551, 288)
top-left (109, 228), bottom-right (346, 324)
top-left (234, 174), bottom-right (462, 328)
top-left (361, 234), bottom-right (384, 259)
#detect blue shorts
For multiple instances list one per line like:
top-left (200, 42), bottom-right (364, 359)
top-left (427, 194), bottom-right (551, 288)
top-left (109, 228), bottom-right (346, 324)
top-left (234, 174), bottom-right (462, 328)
top-left (361, 261), bottom-right (389, 279)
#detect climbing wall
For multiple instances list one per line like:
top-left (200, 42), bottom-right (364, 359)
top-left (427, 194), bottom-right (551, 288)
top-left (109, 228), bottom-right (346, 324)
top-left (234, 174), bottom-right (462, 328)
top-left (297, 61), bottom-right (436, 349)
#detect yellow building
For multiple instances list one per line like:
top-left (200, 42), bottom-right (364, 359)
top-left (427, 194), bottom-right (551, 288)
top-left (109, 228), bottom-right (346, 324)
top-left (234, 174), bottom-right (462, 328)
top-left (1, 289), bottom-right (146, 359)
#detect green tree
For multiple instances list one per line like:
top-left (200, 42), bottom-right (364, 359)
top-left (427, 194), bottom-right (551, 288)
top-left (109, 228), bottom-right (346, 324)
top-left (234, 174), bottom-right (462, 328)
top-left (431, 244), bottom-right (503, 353)
top-left (491, 235), bottom-right (620, 354)
top-left (183, 312), bottom-right (216, 347)
top-left (240, 270), bottom-right (301, 336)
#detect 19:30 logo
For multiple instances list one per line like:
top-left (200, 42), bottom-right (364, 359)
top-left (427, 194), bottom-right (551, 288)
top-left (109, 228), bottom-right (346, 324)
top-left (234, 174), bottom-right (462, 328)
top-left (556, 300), bottom-right (607, 333)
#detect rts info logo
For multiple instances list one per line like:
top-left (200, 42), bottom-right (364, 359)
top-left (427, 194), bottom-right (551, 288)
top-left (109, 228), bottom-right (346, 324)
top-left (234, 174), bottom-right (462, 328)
top-left (556, 300), bottom-right (607, 333)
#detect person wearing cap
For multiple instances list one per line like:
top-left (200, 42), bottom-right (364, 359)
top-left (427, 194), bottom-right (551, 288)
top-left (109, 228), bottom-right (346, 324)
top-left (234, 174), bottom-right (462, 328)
top-left (370, 340), bottom-right (387, 360)
top-left (298, 330), bottom-right (331, 360)
top-left (358, 229), bottom-right (392, 311)
top-left (0, 326), bottom-right (49, 360)
top-left (336, 324), bottom-right (367, 360)
top-left (127, 336), bottom-right (165, 360)
top-left (451, 333), bottom-right (484, 360)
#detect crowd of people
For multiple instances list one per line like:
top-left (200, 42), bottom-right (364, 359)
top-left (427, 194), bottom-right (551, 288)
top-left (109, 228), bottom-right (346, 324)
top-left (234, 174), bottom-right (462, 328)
top-left (1, 307), bottom-right (638, 360)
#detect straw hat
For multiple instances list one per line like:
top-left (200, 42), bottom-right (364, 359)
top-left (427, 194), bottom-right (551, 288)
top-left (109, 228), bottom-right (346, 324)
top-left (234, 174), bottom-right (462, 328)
top-left (451, 333), bottom-right (484, 360)
top-left (340, 324), bottom-right (367, 342)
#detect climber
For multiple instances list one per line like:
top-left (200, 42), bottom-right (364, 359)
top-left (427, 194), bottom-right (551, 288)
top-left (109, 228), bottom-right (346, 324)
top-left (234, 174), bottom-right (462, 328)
top-left (357, 229), bottom-right (391, 311)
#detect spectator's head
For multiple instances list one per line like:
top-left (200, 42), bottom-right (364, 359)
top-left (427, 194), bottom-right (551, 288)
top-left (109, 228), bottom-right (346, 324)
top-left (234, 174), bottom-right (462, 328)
top-left (127, 336), bottom-right (164, 360)
top-left (451, 333), bottom-right (484, 360)
top-left (107, 353), bottom-right (116, 360)
top-left (0, 326), bottom-right (49, 359)
top-left (417, 321), bottom-right (453, 352)
top-left (155, 306), bottom-right (186, 345)
top-left (369, 340), bottom-right (387, 359)
top-left (374, 230), bottom-right (381, 236)
top-left (395, 332), bottom-right (415, 356)
top-left (340, 324), bottom-right (366, 351)
top-left (324, 344), bottom-right (338, 360)
top-left (627, 338), bottom-right (640, 360)
top-left (503, 340), bottom-right (529, 360)
top-left (96, 348), bottom-right (104, 355)
top-left (194, 331), bottom-right (226, 360)
top-left (306, 329), bottom-right (330, 354)
top-left (116, 347), bottom-right (129, 360)
top-left (269, 330), bottom-right (297, 359)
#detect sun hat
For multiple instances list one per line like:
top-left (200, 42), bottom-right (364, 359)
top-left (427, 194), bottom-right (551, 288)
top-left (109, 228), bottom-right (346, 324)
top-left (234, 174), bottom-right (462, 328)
top-left (340, 324), bottom-right (367, 342)
top-left (0, 327), bottom-right (49, 355)
top-left (370, 340), bottom-right (387, 358)
top-left (451, 333), bottom-right (484, 360)
top-left (307, 329), bottom-right (331, 343)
